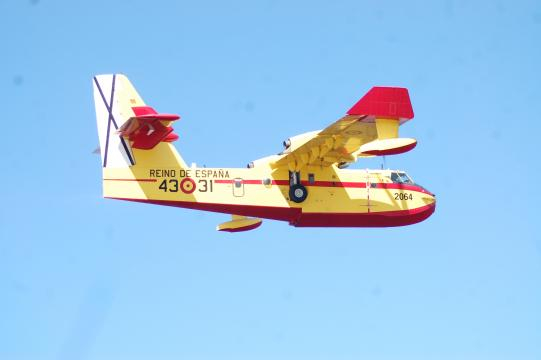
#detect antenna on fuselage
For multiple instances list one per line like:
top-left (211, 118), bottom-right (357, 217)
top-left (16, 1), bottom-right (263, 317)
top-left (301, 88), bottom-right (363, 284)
top-left (381, 155), bottom-right (387, 169)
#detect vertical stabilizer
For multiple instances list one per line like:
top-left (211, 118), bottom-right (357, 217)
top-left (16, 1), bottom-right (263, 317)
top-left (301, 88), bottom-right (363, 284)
top-left (93, 74), bottom-right (145, 168)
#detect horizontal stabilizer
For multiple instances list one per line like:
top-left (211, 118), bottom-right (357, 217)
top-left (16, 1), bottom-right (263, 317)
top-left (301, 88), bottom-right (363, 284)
top-left (132, 106), bottom-right (180, 121)
top-left (358, 138), bottom-right (417, 156)
top-left (118, 106), bottom-right (180, 150)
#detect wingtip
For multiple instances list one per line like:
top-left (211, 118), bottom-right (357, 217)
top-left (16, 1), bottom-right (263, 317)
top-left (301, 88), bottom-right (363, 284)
top-left (347, 86), bottom-right (414, 120)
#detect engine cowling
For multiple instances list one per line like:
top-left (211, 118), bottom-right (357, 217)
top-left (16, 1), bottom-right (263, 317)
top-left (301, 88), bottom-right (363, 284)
top-left (281, 131), bottom-right (320, 153)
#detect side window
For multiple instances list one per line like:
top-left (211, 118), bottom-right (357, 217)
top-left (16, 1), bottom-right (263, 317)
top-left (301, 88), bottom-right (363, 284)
top-left (234, 179), bottom-right (243, 188)
top-left (308, 173), bottom-right (315, 184)
top-left (262, 178), bottom-right (272, 186)
top-left (399, 172), bottom-right (413, 184)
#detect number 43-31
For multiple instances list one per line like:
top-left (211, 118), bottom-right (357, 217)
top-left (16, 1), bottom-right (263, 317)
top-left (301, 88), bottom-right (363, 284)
top-left (158, 179), bottom-right (213, 192)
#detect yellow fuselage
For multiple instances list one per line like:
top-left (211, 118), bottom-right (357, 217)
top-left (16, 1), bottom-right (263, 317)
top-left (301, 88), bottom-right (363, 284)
top-left (103, 147), bottom-right (436, 227)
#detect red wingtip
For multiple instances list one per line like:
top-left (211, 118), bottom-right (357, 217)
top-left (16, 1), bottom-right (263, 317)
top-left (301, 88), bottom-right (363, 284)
top-left (347, 87), bottom-right (414, 120)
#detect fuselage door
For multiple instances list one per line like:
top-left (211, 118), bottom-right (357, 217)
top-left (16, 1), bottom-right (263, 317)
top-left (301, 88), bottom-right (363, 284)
top-left (233, 178), bottom-right (244, 197)
top-left (366, 169), bottom-right (371, 213)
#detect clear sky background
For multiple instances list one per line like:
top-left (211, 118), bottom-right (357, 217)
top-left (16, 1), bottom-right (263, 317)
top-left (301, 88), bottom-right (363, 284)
top-left (1, 0), bottom-right (540, 359)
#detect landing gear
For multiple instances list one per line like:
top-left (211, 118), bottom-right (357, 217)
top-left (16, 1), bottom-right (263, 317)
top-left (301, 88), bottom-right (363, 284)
top-left (289, 171), bottom-right (308, 203)
top-left (289, 183), bottom-right (308, 203)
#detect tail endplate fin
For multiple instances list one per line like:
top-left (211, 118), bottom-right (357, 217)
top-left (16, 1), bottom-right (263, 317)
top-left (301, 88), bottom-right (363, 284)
top-left (347, 86), bottom-right (414, 123)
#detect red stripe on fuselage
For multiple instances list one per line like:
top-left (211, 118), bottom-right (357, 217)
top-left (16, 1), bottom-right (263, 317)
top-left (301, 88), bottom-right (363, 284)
top-left (104, 178), bottom-right (157, 182)
top-left (105, 178), bottom-right (431, 196)
top-left (214, 179), bottom-right (430, 194)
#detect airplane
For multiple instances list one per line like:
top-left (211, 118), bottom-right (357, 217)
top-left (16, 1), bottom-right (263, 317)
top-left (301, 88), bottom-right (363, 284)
top-left (93, 74), bottom-right (435, 232)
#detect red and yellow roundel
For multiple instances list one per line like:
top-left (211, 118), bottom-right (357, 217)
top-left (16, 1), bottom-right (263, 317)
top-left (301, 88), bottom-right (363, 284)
top-left (180, 178), bottom-right (196, 194)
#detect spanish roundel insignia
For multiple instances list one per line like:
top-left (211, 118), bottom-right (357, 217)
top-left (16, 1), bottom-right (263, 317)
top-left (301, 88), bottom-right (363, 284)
top-left (180, 178), bottom-right (196, 194)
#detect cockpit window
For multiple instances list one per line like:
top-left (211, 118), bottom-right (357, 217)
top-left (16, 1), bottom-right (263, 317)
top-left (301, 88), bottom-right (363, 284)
top-left (390, 172), bottom-right (414, 184)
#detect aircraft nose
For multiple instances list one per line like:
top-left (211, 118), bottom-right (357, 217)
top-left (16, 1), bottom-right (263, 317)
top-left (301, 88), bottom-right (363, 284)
top-left (416, 184), bottom-right (435, 201)
top-left (421, 192), bottom-right (436, 206)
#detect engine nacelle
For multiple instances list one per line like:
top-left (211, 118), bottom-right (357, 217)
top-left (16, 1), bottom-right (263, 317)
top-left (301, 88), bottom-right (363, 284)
top-left (281, 131), bottom-right (320, 153)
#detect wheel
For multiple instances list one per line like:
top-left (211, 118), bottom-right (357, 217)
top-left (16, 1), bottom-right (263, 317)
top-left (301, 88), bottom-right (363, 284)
top-left (289, 184), bottom-right (308, 203)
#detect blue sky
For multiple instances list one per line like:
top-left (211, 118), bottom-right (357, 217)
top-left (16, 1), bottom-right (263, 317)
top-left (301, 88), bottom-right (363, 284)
top-left (1, 0), bottom-right (540, 359)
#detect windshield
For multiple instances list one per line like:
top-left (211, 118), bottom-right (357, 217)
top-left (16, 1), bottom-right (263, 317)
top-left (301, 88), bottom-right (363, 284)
top-left (390, 171), bottom-right (414, 184)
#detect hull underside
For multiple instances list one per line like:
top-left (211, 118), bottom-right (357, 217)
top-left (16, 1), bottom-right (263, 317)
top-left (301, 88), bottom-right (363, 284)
top-left (108, 197), bottom-right (435, 228)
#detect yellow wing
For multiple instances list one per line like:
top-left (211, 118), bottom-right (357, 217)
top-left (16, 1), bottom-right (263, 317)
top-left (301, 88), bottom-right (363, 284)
top-left (272, 87), bottom-right (417, 171)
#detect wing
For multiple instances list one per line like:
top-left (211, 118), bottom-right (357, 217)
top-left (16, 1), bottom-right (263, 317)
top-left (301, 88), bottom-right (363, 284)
top-left (272, 86), bottom-right (416, 171)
